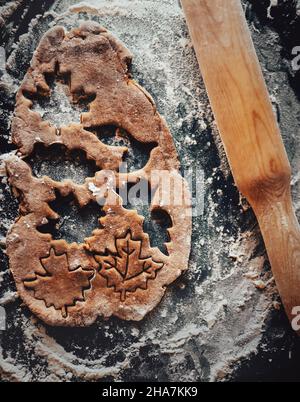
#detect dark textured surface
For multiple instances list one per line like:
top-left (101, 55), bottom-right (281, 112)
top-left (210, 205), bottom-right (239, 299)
top-left (0, 0), bottom-right (300, 382)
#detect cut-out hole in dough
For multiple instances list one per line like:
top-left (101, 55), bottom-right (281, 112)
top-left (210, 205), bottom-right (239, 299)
top-left (37, 191), bottom-right (105, 244)
top-left (117, 180), bottom-right (172, 255)
top-left (144, 208), bottom-right (172, 256)
top-left (23, 64), bottom-right (96, 128)
top-left (85, 125), bottom-right (157, 171)
top-left (25, 143), bottom-right (98, 184)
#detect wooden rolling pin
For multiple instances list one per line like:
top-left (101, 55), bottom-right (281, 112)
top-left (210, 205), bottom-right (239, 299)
top-left (181, 0), bottom-right (300, 332)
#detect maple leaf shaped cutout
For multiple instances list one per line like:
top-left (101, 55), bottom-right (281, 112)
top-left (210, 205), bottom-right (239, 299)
top-left (95, 232), bottom-right (164, 301)
top-left (24, 248), bottom-right (94, 317)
